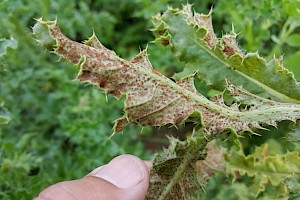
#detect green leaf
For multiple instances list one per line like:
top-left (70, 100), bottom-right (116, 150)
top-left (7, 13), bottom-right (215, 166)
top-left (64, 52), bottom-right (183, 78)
top-left (283, 0), bottom-right (300, 18)
top-left (285, 51), bottom-right (300, 81)
top-left (0, 37), bottom-right (17, 57)
top-left (0, 105), bottom-right (11, 125)
top-left (200, 173), bottom-right (253, 200)
top-left (152, 5), bottom-right (300, 103)
top-left (285, 177), bottom-right (300, 199)
top-left (286, 34), bottom-right (300, 47)
top-left (31, 19), bottom-right (56, 50)
top-left (226, 142), bottom-right (300, 197)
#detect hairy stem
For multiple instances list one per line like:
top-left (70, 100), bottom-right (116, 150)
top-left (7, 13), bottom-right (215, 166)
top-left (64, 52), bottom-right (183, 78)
top-left (158, 134), bottom-right (218, 200)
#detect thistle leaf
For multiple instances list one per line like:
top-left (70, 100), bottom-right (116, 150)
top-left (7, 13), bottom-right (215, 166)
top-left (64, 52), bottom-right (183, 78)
top-left (152, 5), bottom-right (300, 103)
top-left (226, 142), bottom-right (300, 196)
top-left (32, 19), bottom-right (300, 135)
top-left (146, 136), bottom-right (225, 200)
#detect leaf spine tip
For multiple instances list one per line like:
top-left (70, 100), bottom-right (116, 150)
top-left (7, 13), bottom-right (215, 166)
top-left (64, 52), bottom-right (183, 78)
top-left (250, 130), bottom-right (262, 136)
top-left (208, 7), bottom-right (214, 16)
top-left (34, 17), bottom-right (43, 23)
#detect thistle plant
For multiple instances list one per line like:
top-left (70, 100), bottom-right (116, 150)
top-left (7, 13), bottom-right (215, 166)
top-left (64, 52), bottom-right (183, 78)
top-left (32, 5), bottom-right (300, 200)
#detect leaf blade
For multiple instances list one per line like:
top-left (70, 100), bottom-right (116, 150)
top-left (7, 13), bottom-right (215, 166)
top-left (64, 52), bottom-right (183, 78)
top-left (153, 5), bottom-right (300, 103)
top-left (32, 18), bottom-right (300, 136)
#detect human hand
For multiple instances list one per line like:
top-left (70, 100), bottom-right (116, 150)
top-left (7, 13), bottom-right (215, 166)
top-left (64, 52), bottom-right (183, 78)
top-left (35, 155), bottom-right (151, 200)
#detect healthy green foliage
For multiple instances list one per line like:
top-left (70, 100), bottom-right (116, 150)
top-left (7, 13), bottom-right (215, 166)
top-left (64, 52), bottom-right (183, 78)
top-left (0, 37), bottom-right (17, 124)
top-left (0, 37), bottom-right (17, 58)
top-left (226, 140), bottom-right (300, 197)
top-left (0, 104), bottom-right (10, 125)
top-left (32, 4), bottom-right (300, 199)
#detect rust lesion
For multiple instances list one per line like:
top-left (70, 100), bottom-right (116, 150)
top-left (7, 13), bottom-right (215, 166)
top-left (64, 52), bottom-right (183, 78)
top-left (221, 34), bottom-right (243, 58)
top-left (33, 18), bottom-right (300, 135)
top-left (184, 6), bottom-right (218, 50)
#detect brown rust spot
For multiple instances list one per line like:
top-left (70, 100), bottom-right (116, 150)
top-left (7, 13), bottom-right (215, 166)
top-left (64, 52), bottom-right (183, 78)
top-left (161, 39), bottom-right (169, 46)
top-left (223, 45), bottom-right (236, 58)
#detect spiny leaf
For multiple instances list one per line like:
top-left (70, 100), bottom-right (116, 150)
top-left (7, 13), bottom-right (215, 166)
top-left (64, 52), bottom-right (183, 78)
top-left (146, 136), bottom-right (225, 200)
top-left (226, 142), bottom-right (300, 197)
top-left (152, 4), bottom-right (300, 103)
top-left (32, 18), bottom-right (300, 136)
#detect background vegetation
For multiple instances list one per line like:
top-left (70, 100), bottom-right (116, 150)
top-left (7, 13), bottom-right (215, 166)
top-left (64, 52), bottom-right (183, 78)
top-left (0, 0), bottom-right (299, 199)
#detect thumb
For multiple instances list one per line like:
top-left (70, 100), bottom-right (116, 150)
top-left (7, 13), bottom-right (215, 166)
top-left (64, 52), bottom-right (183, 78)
top-left (35, 155), bottom-right (151, 200)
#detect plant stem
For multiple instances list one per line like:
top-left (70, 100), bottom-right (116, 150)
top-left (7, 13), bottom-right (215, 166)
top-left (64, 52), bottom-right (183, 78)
top-left (158, 134), bottom-right (218, 200)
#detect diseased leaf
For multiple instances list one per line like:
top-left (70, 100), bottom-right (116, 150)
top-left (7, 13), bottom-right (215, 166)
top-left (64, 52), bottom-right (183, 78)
top-left (152, 5), bottom-right (300, 103)
top-left (146, 136), bottom-right (225, 200)
top-left (32, 18), bottom-right (300, 136)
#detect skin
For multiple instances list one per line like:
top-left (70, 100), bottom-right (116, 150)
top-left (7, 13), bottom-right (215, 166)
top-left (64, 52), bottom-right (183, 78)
top-left (35, 155), bottom-right (152, 200)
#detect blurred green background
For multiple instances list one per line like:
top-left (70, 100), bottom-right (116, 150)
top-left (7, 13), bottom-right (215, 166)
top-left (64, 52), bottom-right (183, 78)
top-left (0, 0), bottom-right (299, 199)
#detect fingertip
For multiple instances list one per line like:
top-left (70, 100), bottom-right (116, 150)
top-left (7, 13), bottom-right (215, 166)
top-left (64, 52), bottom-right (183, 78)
top-left (144, 160), bottom-right (152, 170)
top-left (88, 155), bottom-right (149, 189)
top-left (87, 154), bottom-right (150, 200)
top-left (35, 155), bottom-right (151, 200)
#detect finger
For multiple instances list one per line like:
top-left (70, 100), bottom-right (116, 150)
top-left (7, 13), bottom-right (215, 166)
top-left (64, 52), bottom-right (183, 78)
top-left (143, 161), bottom-right (152, 169)
top-left (35, 155), bottom-right (150, 200)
